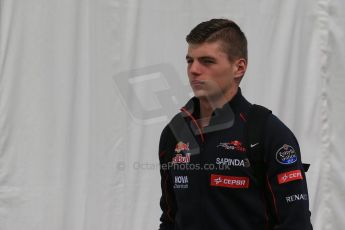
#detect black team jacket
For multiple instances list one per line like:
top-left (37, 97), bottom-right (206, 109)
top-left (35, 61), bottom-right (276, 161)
top-left (158, 88), bottom-right (313, 230)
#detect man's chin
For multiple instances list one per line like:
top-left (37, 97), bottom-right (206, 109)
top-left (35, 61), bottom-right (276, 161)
top-left (194, 94), bottom-right (216, 103)
top-left (193, 91), bottom-right (208, 99)
top-left (193, 91), bottom-right (225, 102)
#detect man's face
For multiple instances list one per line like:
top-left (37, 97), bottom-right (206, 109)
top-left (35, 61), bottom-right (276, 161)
top-left (186, 41), bottom-right (243, 100)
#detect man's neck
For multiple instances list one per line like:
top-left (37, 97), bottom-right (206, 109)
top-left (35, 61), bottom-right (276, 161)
top-left (198, 87), bottom-right (238, 127)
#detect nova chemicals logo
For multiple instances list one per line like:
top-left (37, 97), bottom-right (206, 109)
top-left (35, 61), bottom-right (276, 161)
top-left (173, 176), bottom-right (189, 189)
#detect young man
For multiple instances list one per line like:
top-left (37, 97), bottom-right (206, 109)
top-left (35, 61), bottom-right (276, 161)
top-left (158, 18), bottom-right (312, 230)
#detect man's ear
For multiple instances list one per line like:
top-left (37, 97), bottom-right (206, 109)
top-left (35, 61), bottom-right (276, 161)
top-left (234, 58), bottom-right (247, 77)
top-left (234, 58), bottom-right (247, 83)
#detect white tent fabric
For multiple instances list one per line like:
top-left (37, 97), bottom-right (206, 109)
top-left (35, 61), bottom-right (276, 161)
top-left (0, 0), bottom-right (344, 229)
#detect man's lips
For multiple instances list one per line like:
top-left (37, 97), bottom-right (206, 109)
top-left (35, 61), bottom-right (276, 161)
top-left (191, 80), bottom-right (205, 86)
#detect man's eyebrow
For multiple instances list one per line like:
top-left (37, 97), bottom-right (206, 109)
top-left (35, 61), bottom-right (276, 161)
top-left (199, 56), bottom-right (216, 60)
top-left (186, 55), bottom-right (216, 60)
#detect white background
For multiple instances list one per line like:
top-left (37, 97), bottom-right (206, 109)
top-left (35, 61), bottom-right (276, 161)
top-left (0, 0), bottom-right (344, 229)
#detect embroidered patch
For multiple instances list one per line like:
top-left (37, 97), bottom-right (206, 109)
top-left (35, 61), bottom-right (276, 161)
top-left (277, 170), bottom-right (303, 184)
top-left (210, 174), bottom-right (249, 188)
top-left (217, 140), bottom-right (246, 152)
top-left (175, 141), bottom-right (189, 153)
top-left (275, 144), bottom-right (297, 165)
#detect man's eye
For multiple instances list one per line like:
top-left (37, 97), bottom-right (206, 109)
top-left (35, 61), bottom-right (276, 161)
top-left (202, 59), bottom-right (214, 64)
top-left (186, 59), bottom-right (193, 64)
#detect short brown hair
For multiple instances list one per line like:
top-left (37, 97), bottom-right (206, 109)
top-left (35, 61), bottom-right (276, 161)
top-left (186, 18), bottom-right (247, 62)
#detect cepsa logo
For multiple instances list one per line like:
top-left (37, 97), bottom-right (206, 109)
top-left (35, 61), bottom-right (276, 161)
top-left (217, 140), bottom-right (246, 152)
top-left (210, 174), bottom-right (249, 188)
top-left (277, 170), bottom-right (303, 184)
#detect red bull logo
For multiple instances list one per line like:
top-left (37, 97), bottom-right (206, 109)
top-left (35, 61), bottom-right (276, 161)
top-left (172, 154), bottom-right (191, 164)
top-left (175, 141), bottom-right (190, 153)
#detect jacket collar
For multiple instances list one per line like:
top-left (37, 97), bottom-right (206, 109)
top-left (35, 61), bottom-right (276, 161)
top-left (180, 88), bottom-right (249, 134)
top-left (181, 87), bottom-right (246, 117)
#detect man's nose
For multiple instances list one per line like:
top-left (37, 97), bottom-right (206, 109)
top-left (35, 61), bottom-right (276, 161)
top-left (188, 61), bottom-right (202, 76)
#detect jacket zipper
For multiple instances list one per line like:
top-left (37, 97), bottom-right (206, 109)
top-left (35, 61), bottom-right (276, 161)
top-left (181, 107), bottom-right (206, 230)
top-left (180, 107), bottom-right (205, 143)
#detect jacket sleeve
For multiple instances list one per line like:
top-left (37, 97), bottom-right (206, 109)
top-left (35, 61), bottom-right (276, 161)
top-left (263, 115), bottom-right (313, 230)
top-left (158, 126), bottom-right (176, 230)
